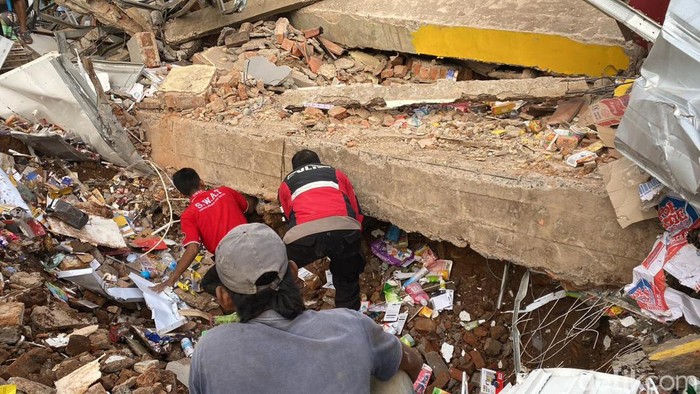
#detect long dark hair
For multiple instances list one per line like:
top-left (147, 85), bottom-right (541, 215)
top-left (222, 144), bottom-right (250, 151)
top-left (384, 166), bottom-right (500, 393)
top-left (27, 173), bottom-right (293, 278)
top-left (230, 267), bottom-right (305, 322)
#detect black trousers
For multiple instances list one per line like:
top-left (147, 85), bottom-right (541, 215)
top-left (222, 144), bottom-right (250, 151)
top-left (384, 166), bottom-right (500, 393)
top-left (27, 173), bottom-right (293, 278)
top-left (286, 229), bottom-right (365, 310)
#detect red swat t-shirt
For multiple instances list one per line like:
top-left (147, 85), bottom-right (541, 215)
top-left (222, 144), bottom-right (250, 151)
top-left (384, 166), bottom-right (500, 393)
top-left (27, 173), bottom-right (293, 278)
top-left (181, 187), bottom-right (248, 254)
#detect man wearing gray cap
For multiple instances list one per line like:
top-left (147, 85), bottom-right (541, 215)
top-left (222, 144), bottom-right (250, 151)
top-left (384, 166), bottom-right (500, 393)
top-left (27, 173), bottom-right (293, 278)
top-left (189, 223), bottom-right (422, 393)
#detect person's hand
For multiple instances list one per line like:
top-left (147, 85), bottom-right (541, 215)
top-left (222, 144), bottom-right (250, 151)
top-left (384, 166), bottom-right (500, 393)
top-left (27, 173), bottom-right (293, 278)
top-left (150, 280), bottom-right (173, 293)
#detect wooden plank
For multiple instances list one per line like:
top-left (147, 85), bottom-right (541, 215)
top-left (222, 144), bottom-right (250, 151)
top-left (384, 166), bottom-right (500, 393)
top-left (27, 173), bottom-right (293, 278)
top-left (163, 0), bottom-right (319, 45)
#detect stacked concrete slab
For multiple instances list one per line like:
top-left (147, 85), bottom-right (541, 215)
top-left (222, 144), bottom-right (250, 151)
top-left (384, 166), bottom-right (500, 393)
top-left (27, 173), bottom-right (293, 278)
top-left (139, 112), bottom-right (660, 288)
top-left (290, 0), bottom-right (629, 76)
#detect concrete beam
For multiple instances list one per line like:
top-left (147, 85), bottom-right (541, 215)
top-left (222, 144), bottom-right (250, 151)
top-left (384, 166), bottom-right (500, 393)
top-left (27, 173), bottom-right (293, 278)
top-left (139, 112), bottom-right (660, 287)
top-left (163, 0), bottom-right (319, 45)
top-left (278, 77), bottom-right (590, 109)
top-left (290, 0), bottom-right (630, 76)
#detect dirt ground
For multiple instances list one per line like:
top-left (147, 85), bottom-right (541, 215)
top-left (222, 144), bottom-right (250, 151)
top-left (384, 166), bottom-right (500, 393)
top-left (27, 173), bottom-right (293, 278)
top-left (293, 217), bottom-right (671, 392)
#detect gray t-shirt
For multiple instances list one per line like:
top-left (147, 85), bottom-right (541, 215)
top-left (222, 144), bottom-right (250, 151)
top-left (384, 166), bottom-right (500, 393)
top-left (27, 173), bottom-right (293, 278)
top-left (189, 308), bottom-right (403, 394)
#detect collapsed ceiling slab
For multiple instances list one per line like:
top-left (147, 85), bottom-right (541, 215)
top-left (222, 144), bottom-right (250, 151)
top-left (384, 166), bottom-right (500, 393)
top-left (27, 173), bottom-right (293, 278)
top-left (278, 77), bottom-right (590, 109)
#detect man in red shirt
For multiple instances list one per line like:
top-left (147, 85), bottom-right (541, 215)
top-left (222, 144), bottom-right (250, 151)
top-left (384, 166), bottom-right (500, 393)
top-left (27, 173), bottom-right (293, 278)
top-left (152, 168), bottom-right (255, 294)
top-left (278, 149), bottom-right (365, 310)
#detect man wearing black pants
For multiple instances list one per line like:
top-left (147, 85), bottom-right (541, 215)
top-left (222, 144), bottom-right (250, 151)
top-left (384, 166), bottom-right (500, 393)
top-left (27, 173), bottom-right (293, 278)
top-left (278, 150), bottom-right (365, 310)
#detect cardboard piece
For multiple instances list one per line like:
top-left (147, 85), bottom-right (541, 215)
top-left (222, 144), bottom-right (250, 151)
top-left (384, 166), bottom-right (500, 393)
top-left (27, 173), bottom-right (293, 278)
top-left (578, 95), bottom-right (630, 127)
top-left (597, 126), bottom-right (616, 148)
top-left (600, 158), bottom-right (657, 228)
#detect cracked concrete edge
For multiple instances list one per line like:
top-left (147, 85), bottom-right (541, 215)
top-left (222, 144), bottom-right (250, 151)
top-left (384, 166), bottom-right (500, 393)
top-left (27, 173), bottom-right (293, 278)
top-left (277, 77), bottom-right (590, 109)
top-left (139, 112), bottom-right (660, 287)
top-left (163, 0), bottom-right (320, 45)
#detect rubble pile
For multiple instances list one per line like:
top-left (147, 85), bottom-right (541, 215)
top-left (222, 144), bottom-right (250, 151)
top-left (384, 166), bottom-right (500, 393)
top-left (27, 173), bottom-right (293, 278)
top-left (0, 135), bottom-right (214, 393)
top-left (292, 223), bottom-right (691, 393)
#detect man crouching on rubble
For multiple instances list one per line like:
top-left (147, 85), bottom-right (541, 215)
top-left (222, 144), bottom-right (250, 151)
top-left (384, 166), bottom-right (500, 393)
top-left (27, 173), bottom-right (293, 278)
top-left (189, 223), bottom-right (422, 394)
top-left (151, 168), bottom-right (256, 295)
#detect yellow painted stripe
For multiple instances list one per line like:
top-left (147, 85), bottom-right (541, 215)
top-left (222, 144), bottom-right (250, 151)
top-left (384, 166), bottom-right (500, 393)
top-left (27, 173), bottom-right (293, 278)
top-left (649, 339), bottom-right (700, 361)
top-left (411, 25), bottom-right (629, 77)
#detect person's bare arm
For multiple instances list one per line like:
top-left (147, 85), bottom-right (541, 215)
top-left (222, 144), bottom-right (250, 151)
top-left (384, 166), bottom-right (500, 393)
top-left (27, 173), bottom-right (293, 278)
top-left (151, 243), bottom-right (199, 292)
top-left (399, 344), bottom-right (423, 381)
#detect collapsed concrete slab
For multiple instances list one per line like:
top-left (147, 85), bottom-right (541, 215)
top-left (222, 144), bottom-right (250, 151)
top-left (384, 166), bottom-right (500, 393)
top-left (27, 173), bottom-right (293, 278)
top-left (278, 77), bottom-right (589, 109)
top-left (138, 111), bottom-right (660, 287)
top-left (163, 0), bottom-right (319, 45)
top-left (289, 0), bottom-right (630, 77)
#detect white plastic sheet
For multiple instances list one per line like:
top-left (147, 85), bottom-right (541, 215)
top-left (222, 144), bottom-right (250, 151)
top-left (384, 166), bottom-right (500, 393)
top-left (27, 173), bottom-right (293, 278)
top-left (129, 273), bottom-right (186, 335)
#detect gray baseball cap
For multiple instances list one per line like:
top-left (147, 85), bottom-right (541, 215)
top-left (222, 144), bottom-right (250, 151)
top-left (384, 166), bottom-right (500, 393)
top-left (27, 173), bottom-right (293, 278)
top-left (215, 223), bottom-right (288, 295)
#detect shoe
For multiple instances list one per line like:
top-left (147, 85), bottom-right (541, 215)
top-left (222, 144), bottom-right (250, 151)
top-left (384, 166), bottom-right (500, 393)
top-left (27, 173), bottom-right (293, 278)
top-left (19, 31), bottom-right (32, 44)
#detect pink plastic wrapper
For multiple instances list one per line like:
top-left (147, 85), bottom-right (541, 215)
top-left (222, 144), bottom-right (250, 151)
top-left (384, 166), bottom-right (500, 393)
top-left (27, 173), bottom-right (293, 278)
top-left (413, 364), bottom-right (432, 394)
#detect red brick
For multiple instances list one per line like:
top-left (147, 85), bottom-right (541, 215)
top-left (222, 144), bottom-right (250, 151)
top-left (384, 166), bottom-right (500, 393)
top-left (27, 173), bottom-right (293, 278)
top-left (428, 65), bottom-right (440, 81)
top-left (328, 106), bottom-right (348, 120)
top-left (303, 27), bottom-right (322, 38)
top-left (413, 317), bottom-right (436, 333)
top-left (308, 56), bottom-right (323, 74)
top-left (449, 367), bottom-right (465, 382)
top-left (163, 93), bottom-right (206, 109)
top-left (296, 43), bottom-right (310, 61)
top-left (418, 65), bottom-right (431, 81)
top-left (469, 350), bottom-right (486, 369)
top-left (434, 371), bottom-right (450, 389)
top-left (463, 331), bottom-right (479, 347)
top-left (237, 84), bottom-right (248, 101)
top-left (380, 69), bottom-right (394, 79)
top-left (127, 32), bottom-right (160, 68)
top-left (281, 38), bottom-right (295, 52)
top-left (137, 97), bottom-right (162, 110)
top-left (393, 65), bottom-right (408, 78)
top-left (224, 31), bottom-right (250, 47)
top-left (318, 37), bottom-right (345, 56)
top-left (410, 59), bottom-right (423, 75)
top-left (214, 73), bottom-right (240, 88)
top-left (473, 326), bottom-right (489, 338)
top-left (303, 107), bottom-right (324, 117)
top-left (382, 115), bottom-right (395, 127)
top-left (274, 17), bottom-right (289, 45)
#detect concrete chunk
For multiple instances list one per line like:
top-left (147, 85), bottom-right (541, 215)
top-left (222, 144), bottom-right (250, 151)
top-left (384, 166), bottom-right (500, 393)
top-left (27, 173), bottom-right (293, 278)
top-left (160, 65), bottom-right (216, 95)
top-left (279, 77), bottom-right (589, 109)
top-left (31, 305), bottom-right (90, 331)
top-left (8, 377), bottom-right (55, 394)
top-left (163, 0), bottom-right (319, 45)
top-left (191, 47), bottom-right (237, 72)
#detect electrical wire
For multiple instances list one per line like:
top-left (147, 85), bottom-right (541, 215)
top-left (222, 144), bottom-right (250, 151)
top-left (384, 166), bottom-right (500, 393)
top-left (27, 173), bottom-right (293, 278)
top-left (132, 159), bottom-right (176, 258)
top-left (516, 291), bottom-right (612, 369)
